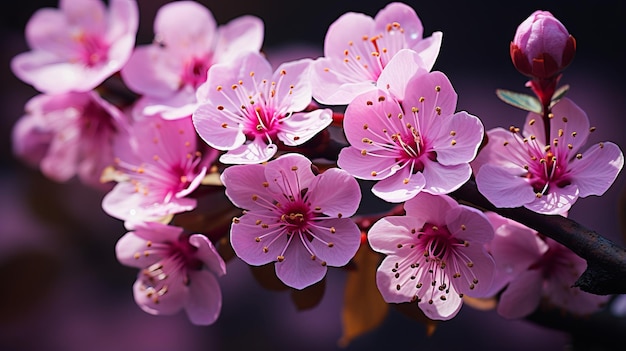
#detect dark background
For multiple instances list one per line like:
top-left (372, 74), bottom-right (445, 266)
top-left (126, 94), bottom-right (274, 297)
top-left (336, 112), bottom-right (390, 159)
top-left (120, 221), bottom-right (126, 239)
top-left (1, 1), bottom-right (625, 350)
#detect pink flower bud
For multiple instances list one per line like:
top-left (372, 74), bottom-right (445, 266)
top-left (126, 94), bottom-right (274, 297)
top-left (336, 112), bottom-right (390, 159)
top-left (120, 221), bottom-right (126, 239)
top-left (510, 10), bottom-right (576, 79)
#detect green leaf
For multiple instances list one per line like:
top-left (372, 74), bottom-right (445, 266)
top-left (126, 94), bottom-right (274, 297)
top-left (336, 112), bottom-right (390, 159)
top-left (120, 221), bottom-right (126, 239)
top-left (549, 84), bottom-right (570, 109)
top-left (496, 89), bottom-right (542, 113)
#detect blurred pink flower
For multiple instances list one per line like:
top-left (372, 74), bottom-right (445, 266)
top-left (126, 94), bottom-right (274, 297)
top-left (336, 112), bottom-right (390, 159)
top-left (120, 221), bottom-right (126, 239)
top-left (485, 212), bottom-right (610, 319)
top-left (367, 192), bottom-right (496, 320)
top-left (116, 221), bottom-right (226, 325)
top-left (11, 0), bottom-right (138, 94)
top-left (12, 91), bottom-right (130, 188)
top-left (121, 0), bottom-right (264, 120)
top-left (101, 115), bottom-right (218, 228)
top-left (311, 2), bottom-right (442, 105)
top-left (221, 153), bottom-right (361, 289)
top-left (193, 52), bottom-right (332, 164)
top-left (337, 62), bottom-right (483, 203)
top-left (474, 98), bottom-right (624, 215)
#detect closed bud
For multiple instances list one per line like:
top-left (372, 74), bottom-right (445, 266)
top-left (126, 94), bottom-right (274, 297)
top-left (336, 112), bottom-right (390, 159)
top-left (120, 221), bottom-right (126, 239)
top-left (510, 10), bottom-right (576, 79)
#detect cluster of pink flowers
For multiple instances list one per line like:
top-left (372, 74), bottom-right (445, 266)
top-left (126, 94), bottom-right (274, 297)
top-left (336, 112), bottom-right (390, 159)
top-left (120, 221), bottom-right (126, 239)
top-left (9, 0), bottom-right (624, 334)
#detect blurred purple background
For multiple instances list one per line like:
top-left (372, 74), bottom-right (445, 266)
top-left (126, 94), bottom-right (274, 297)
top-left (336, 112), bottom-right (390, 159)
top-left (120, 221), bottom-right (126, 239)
top-left (1, 1), bottom-right (624, 350)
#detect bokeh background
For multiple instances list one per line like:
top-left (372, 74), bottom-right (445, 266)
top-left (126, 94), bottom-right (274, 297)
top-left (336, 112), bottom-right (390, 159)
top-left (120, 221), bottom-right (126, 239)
top-left (1, 1), bottom-right (625, 350)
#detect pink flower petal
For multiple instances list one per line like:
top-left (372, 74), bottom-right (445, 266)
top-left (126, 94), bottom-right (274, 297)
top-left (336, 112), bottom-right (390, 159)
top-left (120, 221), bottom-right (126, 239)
top-left (219, 138), bottom-right (278, 164)
top-left (307, 168), bottom-right (361, 217)
top-left (422, 159), bottom-right (472, 195)
top-left (185, 270), bottom-right (223, 325)
top-left (569, 142), bottom-right (624, 197)
top-left (497, 270), bottom-right (543, 319)
top-left (476, 164), bottom-right (537, 208)
top-left (221, 163), bottom-right (275, 211)
top-left (430, 111), bottom-right (483, 165)
top-left (230, 213), bottom-right (287, 266)
top-left (337, 146), bottom-right (397, 180)
top-left (308, 218), bottom-right (361, 266)
top-left (368, 216), bottom-right (424, 255)
top-left (278, 109), bottom-right (333, 146)
top-left (275, 240), bottom-right (327, 290)
top-left (371, 166), bottom-right (426, 203)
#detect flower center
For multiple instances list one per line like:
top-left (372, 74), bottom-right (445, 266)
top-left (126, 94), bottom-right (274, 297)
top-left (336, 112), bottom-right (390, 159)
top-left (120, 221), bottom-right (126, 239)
top-left (279, 200), bottom-right (311, 234)
top-left (181, 55), bottom-right (212, 89)
top-left (73, 32), bottom-right (109, 67)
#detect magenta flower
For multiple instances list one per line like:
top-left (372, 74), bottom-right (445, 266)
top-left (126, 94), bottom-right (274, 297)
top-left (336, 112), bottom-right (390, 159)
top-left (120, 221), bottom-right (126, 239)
top-left (368, 192), bottom-right (496, 321)
top-left (474, 98), bottom-right (624, 215)
top-left (121, 0), bottom-right (264, 120)
top-left (102, 115), bottom-right (218, 228)
top-left (11, 0), bottom-right (138, 94)
top-left (337, 67), bottom-right (484, 203)
top-left (510, 10), bottom-right (576, 80)
top-left (221, 153), bottom-right (361, 289)
top-left (12, 91), bottom-right (130, 188)
top-left (311, 2), bottom-right (442, 105)
top-left (115, 221), bottom-right (226, 325)
top-left (485, 212), bottom-right (609, 319)
top-left (192, 52), bottom-right (333, 164)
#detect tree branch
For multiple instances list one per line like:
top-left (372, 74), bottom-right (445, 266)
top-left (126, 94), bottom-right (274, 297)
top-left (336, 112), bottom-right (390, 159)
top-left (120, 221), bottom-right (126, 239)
top-left (451, 180), bottom-right (626, 295)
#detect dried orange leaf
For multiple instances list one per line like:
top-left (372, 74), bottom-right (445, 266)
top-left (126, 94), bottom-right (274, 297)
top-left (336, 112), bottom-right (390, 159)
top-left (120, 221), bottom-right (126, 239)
top-left (338, 243), bottom-right (388, 348)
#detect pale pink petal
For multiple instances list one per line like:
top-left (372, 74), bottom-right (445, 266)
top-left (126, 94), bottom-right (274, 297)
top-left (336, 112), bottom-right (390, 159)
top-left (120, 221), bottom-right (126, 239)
top-left (430, 111), bottom-right (483, 165)
top-left (272, 59), bottom-right (313, 112)
top-left (411, 31), bottom-right (443, 72)
top-left (308, 218), bottom-right (361, 266)
top-left (422, 160), bottom-right (472, 195)
top-left (418, 286), bottom-right (463, 321)
top-left (214, 15), bottom-right (264, 63)
top-left (185, 270), bottom-right (222, 325)
top-left (377, 49), bottom-right (428, 100)
top-left (263, 153), bottom-right (316, 193)
top-left (374, 2), bottom-right (424, 42)
top-left (375, 256), bottom-right (419, 303)
top-left (446, 206), bottom-right (494, 244)
top-left (278, 109), bottom-right (332, 146)
top-left (275, 240), bottom-right (327, 290)
top-left (221, 163), bottom-right (275, 211)
top-left (371, 166), bottom-right (426, 203)
top-left (368, 216), bottom-right (424, 254)
top-left (337, 146), bottom-right (397, 180)
top-left (402, 192), bottom-right (456, 223)
top-left (403, 71), bottom-right (458, 134)
top-left (548, 98), bottom-right (590, 153)
top-left (451, 245), bottom-right (496, 297)
top-left (321, 12), bottom-right (374, 62)
top-left (219, 138), bottom-right (277, 164)
top-left (342, 89), bottom-right (402, 147)
top-left (121, 46), bottom-right (181, 98)
top-left (61, 0), bottom-right (107, 32)
top-left (476, 164), bottom-right (537, 208)
top-left (230, 213), bottom-right (287, 266)
top-left (192, 104), bottom-right (246, 150)
top-left (569, 142), bottom-right (624, 197)
top-left (132, 272), bottom-right (187, 316)
top-left (189, 234), bottom-right (226, 277)
top-left (102, 182), bottom-right (197, 226)
top-left (524, 184), bottom-right (578, 215)
top-left (310, 60), bottom-right (376, 105)
top-left (307, 168), bottom-right (361, 217)
top-left (153, 1), bottom-right (216, 56)
top-left (115, 232), bottom-right (162, 268)
top-left (497, 270), bottom-right (543, 319)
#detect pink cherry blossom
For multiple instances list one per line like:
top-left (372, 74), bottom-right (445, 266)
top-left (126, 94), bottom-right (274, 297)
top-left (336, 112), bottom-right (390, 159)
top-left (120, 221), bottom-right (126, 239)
top-left (12, 91), bottom-right (130, 188)
top-left (311, 2), bottom-right (442, 105)
top-left (11, 0), bottom-right (138, 94)
top-left (473, 98), bottom-right (624, 215)
top-left (121, 0), bottom-right (264, 120)
top-left (101, 114), bottom-right (218, 228)
top-left (485, 212), bottom-right (610, 319)
top-left (367, 192), bottom-right (496, 321)
top-left (337, 68), bottom-right (484, 203)
top-left (115, 221), bottom-right (226, 325)
top-left (221, 153), bottom-right (361, 289)
top-left (192, 52), bottom-right (333, 164)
